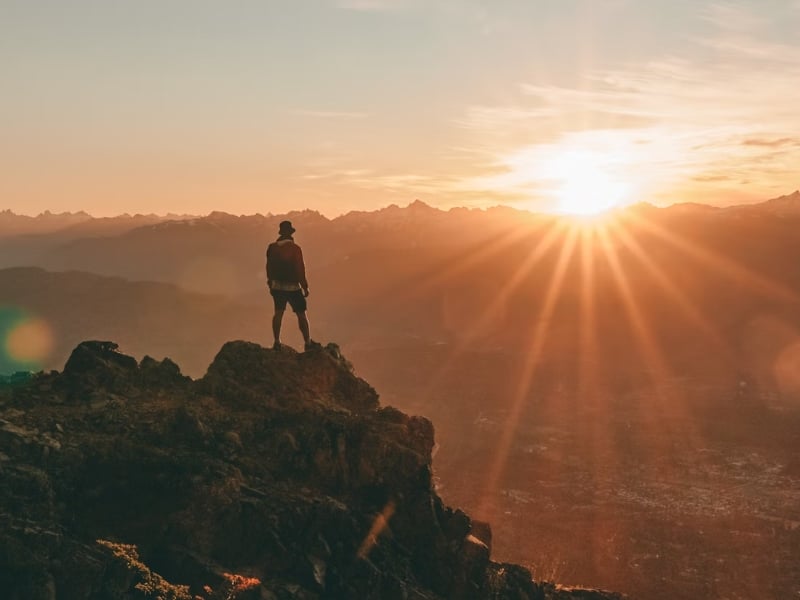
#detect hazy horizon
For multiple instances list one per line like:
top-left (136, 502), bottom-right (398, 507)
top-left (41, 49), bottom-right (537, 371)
top-left (4, 187), bottom-right (800, 220)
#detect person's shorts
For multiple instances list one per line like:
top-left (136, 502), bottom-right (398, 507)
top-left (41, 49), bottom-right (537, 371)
top-left (270, 289), bottom-right (307, 313)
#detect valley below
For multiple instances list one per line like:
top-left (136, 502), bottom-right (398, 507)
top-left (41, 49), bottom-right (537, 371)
top-left (352, 344), bottom-right (800, 600)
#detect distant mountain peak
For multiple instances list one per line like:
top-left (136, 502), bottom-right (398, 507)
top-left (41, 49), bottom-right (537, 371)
top-left (768, 189), bottom-right (800, 201)
top-left (408, 198), bottom-right (437, 211)
top-left (38, 209), bottom-right (92, 218)
top-left (750, 189), bottom-right (800, 216)
top-left (0, 209), bottom-right (94, 235)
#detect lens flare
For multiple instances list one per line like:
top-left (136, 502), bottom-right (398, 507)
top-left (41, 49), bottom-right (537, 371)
top-left (5, 317), bottom-right (54, 367)
top-left (774, 340), bottom-right (800, 400)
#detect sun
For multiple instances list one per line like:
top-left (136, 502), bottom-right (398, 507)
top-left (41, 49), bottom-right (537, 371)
top-left (541, 150), bottom-right (634, 216)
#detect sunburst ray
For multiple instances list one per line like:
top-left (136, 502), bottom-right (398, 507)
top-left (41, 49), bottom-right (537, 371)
top-left (476, 226), bottom-right (580, 521)
top-left (620, 211), bottom-right (800, 305)
top-left (606, 219), bottom-right (733, 361)
top-left (409, 221), bottom-right (570, 408)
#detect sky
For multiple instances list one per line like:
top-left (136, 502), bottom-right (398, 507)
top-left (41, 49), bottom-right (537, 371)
top-left (1, 0), bottom-right (799, 217)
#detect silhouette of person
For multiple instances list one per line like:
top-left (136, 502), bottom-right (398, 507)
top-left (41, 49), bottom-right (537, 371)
top-left (266, 220), bottom-right (319, 351)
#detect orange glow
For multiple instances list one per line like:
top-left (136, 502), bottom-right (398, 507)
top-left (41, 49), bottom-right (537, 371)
top-left (5, 317), bottom-right (54, 365)
top-left (620, 210), bottom-right (800, 304)
top-left (178, 257), bottom-right (240, 295)
top-left (221, 573), bottom-right (261, 593)
top-left (477, 226), bottom-right (579, 520)
top-left (596, 224), bottom-right (669, 380)
top-left (543, 151), bottom-right (634, 216)
top-left (577, 225), bottom-right (598, 391)
top-left (372, 217), bottom-right (555, 313)
top-left (357, 501), bottom-right (396, 559)
top-left (596, 224), bottom-right (709, 456)
top-left (774, 339), bottom-right (800, 398)
top-left (396, 221), bottom-right (569, 406)
top-left (605, 219), bottom-right (731, 358)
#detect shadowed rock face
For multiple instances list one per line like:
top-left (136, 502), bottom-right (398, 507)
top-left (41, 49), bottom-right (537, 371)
top-left (0, 340), bottom-right (624, 600)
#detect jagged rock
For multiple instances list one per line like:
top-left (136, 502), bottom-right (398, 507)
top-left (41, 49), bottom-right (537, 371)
top-left (140, 355), bottom-right (191, 389)
top-left (58, 341), bottom-right (139, 400)
top-left (63, 340), bottom-right (137, 377)
top-left (543, 584), bottom-right (627, 600)
top-left (471, 520), bottom-right (493, 554)
top-left (0, 340), bottom-right (625, 599)
top-left (201, 340), bottom-right (379, 413)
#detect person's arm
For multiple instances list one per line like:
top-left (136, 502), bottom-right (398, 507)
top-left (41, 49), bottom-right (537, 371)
top-left (295, 246), bottom-right (309, 294)
top-left (265, 245), bottom-right (273, 288)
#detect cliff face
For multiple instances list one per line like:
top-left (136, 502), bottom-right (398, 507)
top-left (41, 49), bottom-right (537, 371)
top-left (0, 341), bottom-right (623, 600)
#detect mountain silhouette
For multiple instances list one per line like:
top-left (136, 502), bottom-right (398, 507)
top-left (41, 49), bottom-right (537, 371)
top-left (0, 267), bottom-right (263, 376)
top-left (0, 209), bottom-right (92, 236)
top-left (0, 339), bottom-right (624, 599)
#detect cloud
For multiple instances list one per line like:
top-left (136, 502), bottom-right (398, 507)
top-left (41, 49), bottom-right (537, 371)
top-left (692, 174), bottom-right (736, 183)
top-left (453, 3), bottom-right (800, 206)
top-left (742, 138), bottom-right (799, 148)
top-left (302, 167), bottom-right (457, 195)
top-left (298, 2), bottom-right (798, 212)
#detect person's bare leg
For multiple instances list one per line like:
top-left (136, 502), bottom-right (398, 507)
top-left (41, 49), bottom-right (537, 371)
top-left (272, 309), bottom-right (285, 347)
top-left (296, 311), bottom-right (311, 345)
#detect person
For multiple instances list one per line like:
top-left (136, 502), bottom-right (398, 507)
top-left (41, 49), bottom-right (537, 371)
top-left (266, 220), bottom-right (319, 351)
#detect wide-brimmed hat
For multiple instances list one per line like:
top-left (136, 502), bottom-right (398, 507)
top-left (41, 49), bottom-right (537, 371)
top-left (278, 220), bottom-right (296, 235)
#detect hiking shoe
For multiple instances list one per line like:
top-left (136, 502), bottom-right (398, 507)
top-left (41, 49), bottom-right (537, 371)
top-left (304, 340), bottom-right (322, 352)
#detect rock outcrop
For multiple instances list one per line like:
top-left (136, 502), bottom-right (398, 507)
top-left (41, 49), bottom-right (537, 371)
top-left (0, 340), bottom-right (624, 599)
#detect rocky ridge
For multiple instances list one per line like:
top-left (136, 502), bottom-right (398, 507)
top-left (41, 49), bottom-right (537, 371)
top-left (0, 340), bottom-right (624, 599)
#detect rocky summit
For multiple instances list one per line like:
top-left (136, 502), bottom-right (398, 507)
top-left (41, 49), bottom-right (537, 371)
top-left (0, 340), bottom-right (624, 600)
